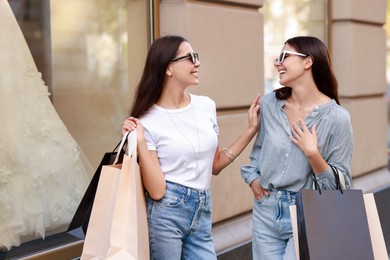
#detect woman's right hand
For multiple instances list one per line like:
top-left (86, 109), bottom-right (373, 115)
top-left (250, 178), bottom-right (269, 200)
top-left (122, 117), bottom-right (146, 143)
top-left (122, 117), bottom-right (137, 135)
top-left (123, 117), bottom-right (167, 200)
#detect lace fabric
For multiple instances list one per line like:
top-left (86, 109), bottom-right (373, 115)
top-left (0, 0), bottom-right (93, 250)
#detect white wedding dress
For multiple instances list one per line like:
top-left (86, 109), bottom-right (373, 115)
top-left (0, 0), bottom-right (92, 250)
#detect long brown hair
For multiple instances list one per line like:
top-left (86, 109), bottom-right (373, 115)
top-left (130, 35), bottom-right (187, 118)
top-left (275, 36), bottom-right (340, 104)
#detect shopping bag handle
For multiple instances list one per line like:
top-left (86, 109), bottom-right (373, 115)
top-left (113, 130), bottom-right (137, 165)
top-left (126, 129), bottom-right (137, 159)
top-left (330, 165), bottom-right (344, 194)
top-left (113, 131), bottom-right (130, 165)
top-left (312, 165), bottom-right (344, 195)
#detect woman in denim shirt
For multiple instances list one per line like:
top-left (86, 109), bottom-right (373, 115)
top-left (241, 36), bottom-right (353, 259)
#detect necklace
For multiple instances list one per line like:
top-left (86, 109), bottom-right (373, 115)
top-left (166, 105), bottom-right (201, 177)
top-left (290, 94), bottom-right (321, 111)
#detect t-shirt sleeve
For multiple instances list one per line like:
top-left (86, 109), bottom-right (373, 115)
top-left (140, 119), bottom-right (157, 151)
top-left (211, 99), bottom-right (219, 136)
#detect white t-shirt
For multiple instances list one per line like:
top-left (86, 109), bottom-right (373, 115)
top-left (140, 94), bottom-right (219, 191)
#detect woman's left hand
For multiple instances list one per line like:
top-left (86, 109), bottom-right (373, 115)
top-left (247, 93), bottom-right (261, 135)
top-left (290, 120), bottom-right (318, 157)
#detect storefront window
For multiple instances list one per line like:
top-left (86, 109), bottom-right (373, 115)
top-left (261, 0), bottom-right (329, 93)
top-left (9, 0), bottom-right (52, 92)
top-left (5, 0), bottom-right (151, 251)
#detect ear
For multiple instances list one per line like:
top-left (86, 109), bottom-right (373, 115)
top-left (166, 67), bottom-right (173, 77)
top-left (304, 56), bottom-right (313, 69)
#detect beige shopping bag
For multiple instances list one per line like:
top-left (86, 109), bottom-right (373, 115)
top-left (80, 163), bottom-right (121, 259)
top-left (106, 130), bottom-right (149, 260)
top-left (363, 193), bottom-right (388, 260)
top-left (81, 130), bottom-right (149, 259)
top-left (290, 193), bottom-right (388, 260)
top-left (290, 205), bottom-right (300, 260)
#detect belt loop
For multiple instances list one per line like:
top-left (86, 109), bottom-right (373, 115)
top-left (184, 187), bottom-right (191, 202)
top-left (287, 191), bottom-right (291, 201)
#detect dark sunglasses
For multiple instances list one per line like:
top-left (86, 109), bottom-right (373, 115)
top-left (275, 50), bottom-right (307, 64)
top-left (171, 52), bottom-right (199, 64)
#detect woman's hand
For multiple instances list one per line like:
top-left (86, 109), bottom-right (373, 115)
top-left (122, 117), bottom-right (136, 135)
top-left (122, 117), bottom-right (146, 144)
top-left (247, 94), bottom-right (261, 136)
top-left (290, 120), bottom-right (318, 158)
top-left (122, 117), bottom-right (166, 199)
top-left (250, 178), bottom-right (269, 200)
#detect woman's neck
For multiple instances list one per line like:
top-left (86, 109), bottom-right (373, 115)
top-left (156, 90), bottom-right (190, 109)
top-left (287, 81), bottom-right (325, 111)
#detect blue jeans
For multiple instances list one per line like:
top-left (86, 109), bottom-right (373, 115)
top-left (252, 189), bottom-right (297, 260)
top-left (146, 181), bottom-right (216, 260)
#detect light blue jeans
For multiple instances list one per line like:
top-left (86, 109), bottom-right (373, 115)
top-left (146, 181), bottom-right (216, 260)
top-left (252, 189), bottom-right (297, 260)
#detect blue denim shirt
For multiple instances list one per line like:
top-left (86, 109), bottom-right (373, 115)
top-left (240, 92), bottom-right (353, 192)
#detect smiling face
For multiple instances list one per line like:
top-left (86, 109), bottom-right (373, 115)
top-left (168, 41), bottom-right (201, 88)
top-left (274, 44), bottom-right (309, 87)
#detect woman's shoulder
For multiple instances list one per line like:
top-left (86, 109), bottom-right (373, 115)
top-left (189, 93), bottom-right (216, 107)
top-left (140, 106), bottom-right (161, 124)
top-left (319, 100), bottom-right (351, 129)
top-left (328, 101), bottom-right (351, 119)
top-left (260, 91), bottom-right (280, 109)
top-left (262, 91), bottom-right (277, 102)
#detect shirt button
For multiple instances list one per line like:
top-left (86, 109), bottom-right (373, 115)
top-left (285, 153), bottom-right (288, 157)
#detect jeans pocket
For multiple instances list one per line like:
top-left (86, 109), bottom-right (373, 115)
top-left (155, 193), bottom-right (184, 207)
top-left (255, 195), bottom-right (268, 205)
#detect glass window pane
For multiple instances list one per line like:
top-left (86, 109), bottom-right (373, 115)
top-left (5, 0), bottom-right (150, 249)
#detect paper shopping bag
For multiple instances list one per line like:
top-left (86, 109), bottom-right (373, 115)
top-left (79, 132), bottom-right (128, 259)
top-left (80, 130), bottom-right (149, 259)
top-left (67, 141), bottom-right (125, 239)
top-left (289, 205), bottom-right (300, 260)
top-left (79, 162), bottom-right (122, 259)
top-left (105, 130), bottom-right (149, 260)
top-left (363, 193), bottom-right (388, 259)
top-left (295, 189), bottom-right (375, 260)
top-left (291, 192), bottom-right (388, 260)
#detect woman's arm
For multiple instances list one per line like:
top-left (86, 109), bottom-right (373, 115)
top-left (290, 113), bottom-right (353, 189)
top-left (212, 94), bottom-right (260, 175)
top-left (123, 117), bottom-right (166, 200)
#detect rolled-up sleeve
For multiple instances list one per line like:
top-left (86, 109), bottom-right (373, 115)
top-left (316, 110), bottom-right (353, 189)
top-left (240, 109), bottom-right (264, 185)
top-left (241, 138), bottom-right (261, 185)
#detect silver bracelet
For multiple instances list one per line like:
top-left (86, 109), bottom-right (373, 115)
top-left (223, 147), bottom-right (237, 162)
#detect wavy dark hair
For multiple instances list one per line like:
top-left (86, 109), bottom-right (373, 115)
top-left (275, 36), bottom-right (339, 105)
top-left (130, 35), bottom-right (187, 118)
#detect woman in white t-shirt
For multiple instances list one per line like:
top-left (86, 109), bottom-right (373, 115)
top-left (122, 35), bottom-right (259, 259)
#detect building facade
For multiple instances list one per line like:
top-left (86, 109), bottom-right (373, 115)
top-left (5, 0), bottom-right (390, 258)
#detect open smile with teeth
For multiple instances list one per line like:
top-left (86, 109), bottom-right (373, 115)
top-left (278, 70), bottom-right (286, 77)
